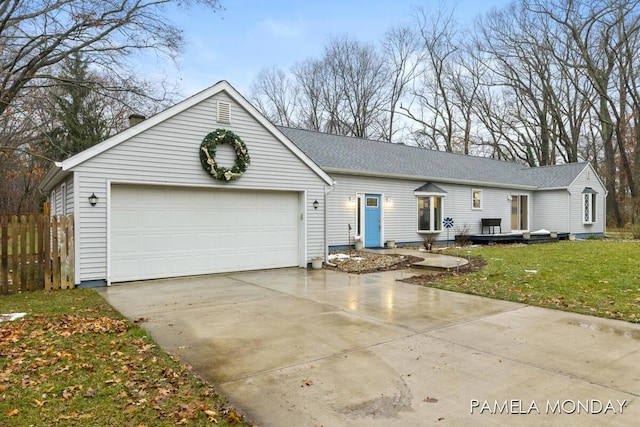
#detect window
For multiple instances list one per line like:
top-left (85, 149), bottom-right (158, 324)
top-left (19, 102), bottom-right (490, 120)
top-left (472, 189), bottom-right (482, 210)
top-left (414, 182), bottom-right (447, 233)
top-left (417, 196), bottom-right (443, 232)
top-left (583, 189), bottom-right (597, 224)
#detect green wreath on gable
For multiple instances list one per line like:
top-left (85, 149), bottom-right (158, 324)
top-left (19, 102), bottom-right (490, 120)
top-left (199, 129), bottom-right (250, 181)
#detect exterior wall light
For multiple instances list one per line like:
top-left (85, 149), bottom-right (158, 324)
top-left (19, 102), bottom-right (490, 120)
top-left (88, 193), bottom-right (98, 206)
top-left (313, 200), bottom-right (319, 210)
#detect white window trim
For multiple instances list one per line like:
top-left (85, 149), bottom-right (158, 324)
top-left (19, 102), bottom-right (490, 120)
top-left (416, 194), bottom-right (444, 233)
top-left (472, 189), bottom-right (483, 210)
top-left (583, 193), bottom-right (596, 224)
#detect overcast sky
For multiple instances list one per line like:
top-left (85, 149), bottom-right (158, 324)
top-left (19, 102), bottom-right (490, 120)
top-left (145, 0), bottom-right (510, 98)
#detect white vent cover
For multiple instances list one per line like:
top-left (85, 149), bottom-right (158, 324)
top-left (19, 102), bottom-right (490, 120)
top-left (217, 101), bottom-right (231, 124)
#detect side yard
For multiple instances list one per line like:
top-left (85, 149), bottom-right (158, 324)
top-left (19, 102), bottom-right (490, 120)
top-left (405, 240), bottom-right (640, 323)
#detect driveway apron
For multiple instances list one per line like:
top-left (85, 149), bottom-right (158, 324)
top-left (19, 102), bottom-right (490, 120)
top-left (97, 268), bottom-right (639, 426)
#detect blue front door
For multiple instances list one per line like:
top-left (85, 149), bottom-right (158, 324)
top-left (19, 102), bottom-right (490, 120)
top-left (364, 194), bottom-right (381, 247)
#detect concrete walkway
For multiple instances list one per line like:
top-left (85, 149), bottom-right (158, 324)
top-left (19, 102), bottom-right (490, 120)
top-left (364, 247), bottom-right (470, 270)
top-left (98, 269), bottom-right (639, 426)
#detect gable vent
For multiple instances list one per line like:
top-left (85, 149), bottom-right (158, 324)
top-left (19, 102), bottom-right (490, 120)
top-left (217, 101), bottom-right (231, 124)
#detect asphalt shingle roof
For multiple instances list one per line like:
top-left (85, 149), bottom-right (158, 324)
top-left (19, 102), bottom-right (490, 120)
top-left (278, 126), bottom-right (588, 189)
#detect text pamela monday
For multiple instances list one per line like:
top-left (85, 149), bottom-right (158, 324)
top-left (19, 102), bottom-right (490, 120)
top-left (470, 399), bottom-right (627, 415)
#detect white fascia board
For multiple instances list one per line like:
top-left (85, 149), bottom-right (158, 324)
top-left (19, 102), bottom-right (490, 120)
top-left (39, 162), bottom-right (66, 192)
top-left (565, 163), bottom-right (608, 195)
top-left (61, 81), bottom-right (233, 170)
top-left (324, 168), bottom-right (538, 191)
top-left (59, 80), bottom-right (333, 187)
top-left (228, 86), bottom-right (333, 186)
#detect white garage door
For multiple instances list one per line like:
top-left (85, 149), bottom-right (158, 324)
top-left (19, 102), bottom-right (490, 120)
top-left (110, 185), bottom-right (301, 282)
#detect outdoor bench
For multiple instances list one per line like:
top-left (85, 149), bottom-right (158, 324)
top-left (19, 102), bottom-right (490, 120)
top-left (481, 218), bottom-right (502, 234)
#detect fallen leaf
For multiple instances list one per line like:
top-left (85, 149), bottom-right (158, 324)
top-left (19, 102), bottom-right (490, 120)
top-left (204, 409), bottom-right (218, 422)
top-left (6, 408), bottom-right (19, 417)
top-left (225, 411), bottom-right (241, 424)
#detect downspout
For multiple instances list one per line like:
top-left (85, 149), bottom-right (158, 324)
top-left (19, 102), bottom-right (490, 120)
top-left (603, 189), bottom-right (608, 236)
top-left (324, 181), bottom-right (337, 266)
top-left (567, 189), bottom-right (572, 237)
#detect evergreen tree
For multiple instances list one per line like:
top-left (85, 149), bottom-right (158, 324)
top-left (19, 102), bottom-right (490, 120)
top-left (45, 53), bottom-right (109, 161)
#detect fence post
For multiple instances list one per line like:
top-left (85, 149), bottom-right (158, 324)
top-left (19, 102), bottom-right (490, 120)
top-left (60, 216), bottom-right (69, 290)
top-left (43, 215), bottom-right (52, 290)
top-left (28, 215), bottom-right (37, 290)
top-left (51, 216), bottom-right (60, 290)
top-left (19, 215), bottom-right (27, 292)
top-left (10, 216), bottom-right (19, 295)
top-left (1, 215), bottom-right (8, 295)
top-left (38, 215), bottom-right (45, 287)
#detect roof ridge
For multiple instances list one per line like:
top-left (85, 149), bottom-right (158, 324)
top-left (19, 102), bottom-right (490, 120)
top-left (277, 126), bottom-right (528, 168)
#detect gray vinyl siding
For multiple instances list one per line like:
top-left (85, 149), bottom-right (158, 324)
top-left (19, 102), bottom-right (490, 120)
top-left (50, 176), bottom-right (74, 216)
top-left (327, 174), bottom-right (519, 246)
top-left (567, 166), bottom-right (606, 236)
top-left (71, 91), bottom-right (326, 283)
top-left (64, 177), bottom-right (74, 215)
top-left (445, 186), bottom-right (514, 234)
top-left (530, 190), bottom-right (569, 233)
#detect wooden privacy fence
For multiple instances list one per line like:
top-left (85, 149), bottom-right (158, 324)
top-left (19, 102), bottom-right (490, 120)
top-left (0, 214), bottom-right (74, 295)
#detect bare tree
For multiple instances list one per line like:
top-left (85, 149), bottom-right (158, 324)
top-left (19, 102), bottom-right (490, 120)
top-left (0, 0), bottom-right (222, 119)
top-left (474, 4), bottom-right (556, 165)
top-left (402, 5), bottom-right (460, 151)
top-left (381, 24), bottom-right (421, 142)
top-left (611, 1), bottom-right (640, 227)
top-left (529, 0), bottom-right (640, 226)
top-left (292, 59), bottom-right (326, 131)
top-left (321, 36), bottom-right (390, 139)
top-left (250, 67), bottom-right (299, 127)
top-left (252, 36), bottom-right (391, 140)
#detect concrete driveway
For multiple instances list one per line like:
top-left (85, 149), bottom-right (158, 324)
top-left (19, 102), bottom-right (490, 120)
top-left (97, 268), bottom-right (639, 426)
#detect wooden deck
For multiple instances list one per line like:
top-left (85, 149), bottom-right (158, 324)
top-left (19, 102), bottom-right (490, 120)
top-left (461, 232), bottom-right (570, 245)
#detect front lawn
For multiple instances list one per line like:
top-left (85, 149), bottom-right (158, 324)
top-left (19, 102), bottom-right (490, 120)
top-left (0, 289), bottom-right (251, 426)
top-left (405, 240), bottom-right (640, 323)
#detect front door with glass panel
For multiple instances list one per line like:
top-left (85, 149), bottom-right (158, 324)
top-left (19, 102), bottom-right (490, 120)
top-left (511, 195), bottom-right (529, 231)
top-left (364, 194), bottom-right (381, 247)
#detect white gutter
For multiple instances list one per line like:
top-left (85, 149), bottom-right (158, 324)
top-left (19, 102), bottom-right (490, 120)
top-left (323, 168), bottom-right (538, 191)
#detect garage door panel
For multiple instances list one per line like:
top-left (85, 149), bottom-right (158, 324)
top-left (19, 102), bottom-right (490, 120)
top-left (111, 186), bottom-right (301, 282)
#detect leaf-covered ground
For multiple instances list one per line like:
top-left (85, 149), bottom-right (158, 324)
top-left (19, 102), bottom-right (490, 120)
top-left (0, 289), bottom-right (253, 426)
